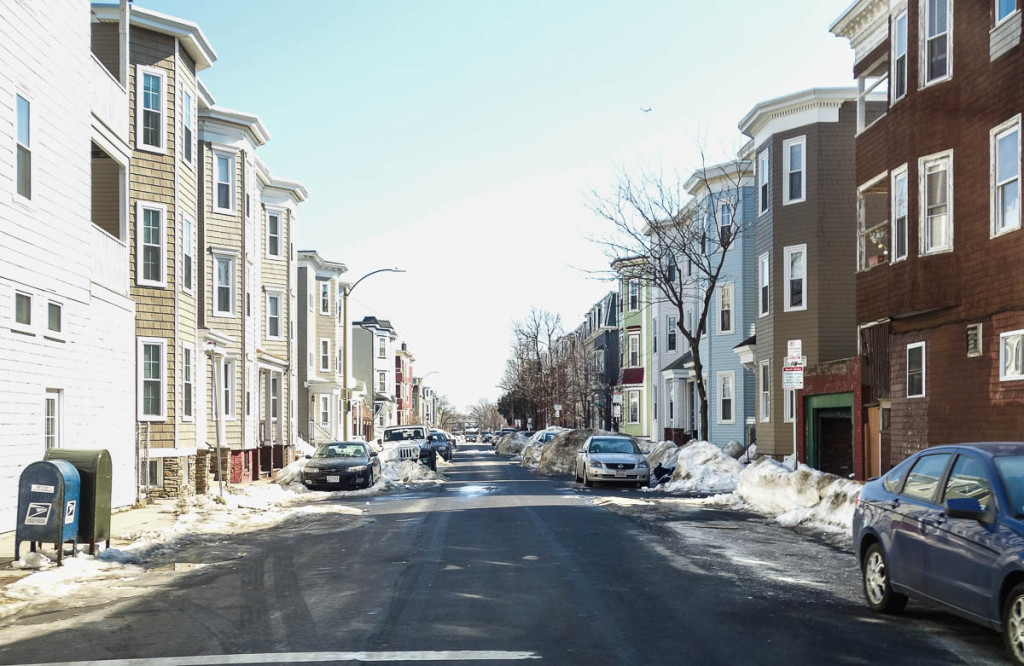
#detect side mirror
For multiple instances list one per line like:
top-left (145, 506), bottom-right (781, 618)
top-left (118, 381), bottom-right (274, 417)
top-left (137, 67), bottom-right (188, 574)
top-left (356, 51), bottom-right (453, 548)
top-left (304, 455), bottom-right (312, 459)
top-left (369, 451), bottom-right (378, 458)
top-left (376, 438), bottom-right (383, 445)
top-left (577, 448), bottom-right (585, 454)
top-left (945, 497), bottom-right (995, 524)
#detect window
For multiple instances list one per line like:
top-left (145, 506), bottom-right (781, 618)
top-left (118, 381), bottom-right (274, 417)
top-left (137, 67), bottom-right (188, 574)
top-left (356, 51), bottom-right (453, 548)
top-left (1001, 330), bottom-right (1024, 381)
top-left (179, 216), bottom-right (193, 293)
top-left (893, 12), bottom-right (908, 101)
top-left (378, 335), bottom-right (387, 358)
top-left (783, 136), bottom-right (806, 204)
top-left (182, 344), bottom-right (194, 419)
top-left (271, 374), bottom-right (281, 420)
top-left (213, 254), bottom-right (235, 316)
top-left (924, 0), bottom-right (951, 84)
top-left (892, 168), bottom-right (909, 261)
top-left (653, 384), bottom-right (658, 419)
top-left (758, 150), bottom-right (769, 215)
top-left (138, 339), bottom-right (166, 420)
top-left (718, 372), bottom-right (735, 424)
top-left (15, 292), bottom-right (31, 326)
top-left (944, 455), bottom-right (992, 510)
top-left (628, 390), bottom-right (640, 424)
top-left (784, 387), bottom-right (796, 423)
top-left (993, 118), bottom-right (1021, 236)
top-left (759, 361), bottom-right (770, 423)
top-left (214, 152), bottom-right (234, 212)
top-left (758, 252), bottom-right (770, 316)
top-left (666, 252), bottom-right (676, 282)
top-left (320, 338), bottom-right (331, 372)
top-left (921, 153), bottom-right (952, 253)
top-left (137, 203), bottom-right (166, 287)
top-left (902, 453), bottom-right (951, 502)
top-left (267, 293), bottom-right (282, 340)
top-left (667, 315), bottom-right (677, 351)
top-left (182, 88), bottom-right (194, 164)
top-left (378, 371), bottom-right (387, 392)
top-left (15, 93), bottom-right (31, 199)
top-left (685, 307), bottom-right (693, 335)
top-left (44, 390), bottom-right (61, 450)
top-left (998, 0), bottom-right (1017, 23)
top-left (652, 319), bottom-right (658, 354)
top-left (907, 342), bottom-right (926, 397)
top-left (147, 459), bottom-right (164, 488)
top-left (967, 324), bottom-right (983, 358)
top-left (594, 349), bottom-right (605, 373)
top-left (628, 332), bottom-right (640, 367)
top-left (319, 282), bottom-right (330, 315)
top-left (47, 302), bottom-right (61, 333)
top-left (719, 202), bottom-right (733, 246)
top-left (137, 66), bottom-right (164, 151)
top-left (718, 283), bottom-right (734, 334)
top-left (267, 212), bottom-right (282, 258)
top-left (628, 279), bottom-right (639, 311)
top-left (222, 359), bottom-right (235, 419)
top-left (320, 395), bottom-right (330, 424)
top-left (784, 245), bottom-right (807, 312)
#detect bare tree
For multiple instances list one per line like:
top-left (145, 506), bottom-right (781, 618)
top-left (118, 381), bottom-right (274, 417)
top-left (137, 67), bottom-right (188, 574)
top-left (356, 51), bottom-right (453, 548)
top-left (468, 399), bottom-right (503, 431)
top-left (499, 308), bottom-right (565, 428)
top-left (589, 155), bottom-right (752, 441)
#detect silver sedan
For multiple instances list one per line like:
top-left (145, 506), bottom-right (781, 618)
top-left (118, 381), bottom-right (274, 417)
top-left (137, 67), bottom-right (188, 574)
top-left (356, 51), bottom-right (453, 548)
top-left (574, 435), bottom-right (650, 487)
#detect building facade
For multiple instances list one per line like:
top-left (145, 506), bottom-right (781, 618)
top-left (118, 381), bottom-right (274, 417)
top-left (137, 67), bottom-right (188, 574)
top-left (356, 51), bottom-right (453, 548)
top-left (613, 258), bottom-right (651, 439)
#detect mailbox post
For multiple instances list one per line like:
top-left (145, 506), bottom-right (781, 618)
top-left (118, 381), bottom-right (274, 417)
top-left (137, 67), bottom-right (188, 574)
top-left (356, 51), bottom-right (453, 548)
top-left (15, 460), bottom-right (81, 565)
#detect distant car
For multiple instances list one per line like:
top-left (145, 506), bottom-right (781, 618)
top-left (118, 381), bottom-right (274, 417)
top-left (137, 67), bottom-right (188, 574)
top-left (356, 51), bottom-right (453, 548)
top-left (531, 430), bottom-right (560, 444)
top-left (467, 433), bottom-right (478, 443)
top-left (482, 432), bottom-right (494, 443)
top-left (302, 441), bottom-right (381, 490)
top-left (494, 428), bottom-right (517, 444)
top-left (852, 442), bottom-right (1024, 664)
top-left (429, 430), bottom-right (453, 462)
top-left (574, 435), bottom-right (650, 487)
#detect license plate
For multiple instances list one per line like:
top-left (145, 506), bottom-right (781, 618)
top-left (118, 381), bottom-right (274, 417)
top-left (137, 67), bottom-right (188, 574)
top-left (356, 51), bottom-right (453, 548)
top-left (327, 475), bottom-right (340, 483)
top-left (615, 471), bottom-right (627, 478)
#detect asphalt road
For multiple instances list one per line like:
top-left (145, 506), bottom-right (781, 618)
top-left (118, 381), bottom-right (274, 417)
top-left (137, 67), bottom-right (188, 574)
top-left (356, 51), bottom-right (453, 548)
top-left (0, 443), bottom-right (1010, 665)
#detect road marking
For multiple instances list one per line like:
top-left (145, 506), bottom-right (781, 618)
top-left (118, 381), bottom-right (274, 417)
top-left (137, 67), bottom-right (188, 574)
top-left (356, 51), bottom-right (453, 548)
top-left (11, 651), bottom-right (541, 665)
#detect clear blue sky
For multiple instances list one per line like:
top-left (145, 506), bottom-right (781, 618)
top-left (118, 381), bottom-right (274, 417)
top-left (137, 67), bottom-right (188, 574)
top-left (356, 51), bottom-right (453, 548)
top-left (139, 0), bottom-right (856, 411)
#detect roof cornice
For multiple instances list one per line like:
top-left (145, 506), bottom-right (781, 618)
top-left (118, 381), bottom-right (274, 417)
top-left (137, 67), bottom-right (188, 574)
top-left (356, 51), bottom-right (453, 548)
top-left (91, 3), bottom-right (217, 71)
top-left (739, 87), bottom-right (859, 139)
top-left (830, 0), bottom-right (891, 66)
top-left (297, 250), bottom-right (347, 276)
top-left (200, 104), bottom-right (271, 146)
top-left (256, 157), bottom-right (308, 201)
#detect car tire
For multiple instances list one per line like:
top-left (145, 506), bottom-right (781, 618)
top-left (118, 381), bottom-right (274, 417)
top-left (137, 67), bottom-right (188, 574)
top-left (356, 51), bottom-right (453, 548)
top-left (862, 543), bottom-right (907, 614)
top-left (1003, 583), bottom-right (1024, 664)
top-left (583, 467), bottom-right (593, 487)
top-left (574, 463), bottom-right (581, 483)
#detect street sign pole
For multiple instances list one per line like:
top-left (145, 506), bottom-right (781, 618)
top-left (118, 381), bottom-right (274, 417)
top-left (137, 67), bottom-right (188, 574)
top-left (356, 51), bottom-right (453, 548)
top-left (786, 340), bottom-right (803, 469)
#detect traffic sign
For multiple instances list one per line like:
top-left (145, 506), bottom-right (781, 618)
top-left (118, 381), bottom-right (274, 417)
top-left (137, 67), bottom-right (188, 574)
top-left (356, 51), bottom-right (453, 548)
top-left (787, 339), bottom-right (802, 360)
top-left (783, 366), bottom-right (804, 389)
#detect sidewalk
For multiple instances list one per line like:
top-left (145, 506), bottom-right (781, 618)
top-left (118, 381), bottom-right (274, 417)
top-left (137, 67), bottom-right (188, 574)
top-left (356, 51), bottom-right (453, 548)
top-left (0, 499), bottom-right (182, 586)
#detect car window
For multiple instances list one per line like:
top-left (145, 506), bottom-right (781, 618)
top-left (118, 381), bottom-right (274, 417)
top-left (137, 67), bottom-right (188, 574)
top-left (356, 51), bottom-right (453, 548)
top-left (995, 455), bottom-right (1024, 517)
top-left (590, 438), bottom-right (640, 454)
top-left (901, 453), bottom-right (952, 503)
top-left (882, 457), bottom-right (913, 493)
top-left (942, 455), bottom-right (993, 511)
top-left (315, 444), bottom-right (366, 458)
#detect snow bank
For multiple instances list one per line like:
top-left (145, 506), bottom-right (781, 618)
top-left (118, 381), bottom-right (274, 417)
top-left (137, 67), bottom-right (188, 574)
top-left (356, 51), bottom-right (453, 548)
top-left (737, 459), bottom-right (862, 533)
top-left (660, 441), bottom-right (743, 494)
top-left (495, 431), bottom-right (532, 456)
top-left (644, 440), bottom-right (680, 469)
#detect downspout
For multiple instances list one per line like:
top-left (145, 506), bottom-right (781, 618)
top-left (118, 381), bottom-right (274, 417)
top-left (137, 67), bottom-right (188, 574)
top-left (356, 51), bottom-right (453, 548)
top-left (118, 0), bottom-right (129, 88)
top-left (173, 40), bottom-right (181, 456)
top-left (240, 150), bottom-right (248, 471)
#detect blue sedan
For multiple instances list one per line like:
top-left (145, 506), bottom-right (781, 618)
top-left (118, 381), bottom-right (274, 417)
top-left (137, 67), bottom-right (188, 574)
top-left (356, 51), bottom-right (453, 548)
top-left (853, 442), bottom-right (1024, 663)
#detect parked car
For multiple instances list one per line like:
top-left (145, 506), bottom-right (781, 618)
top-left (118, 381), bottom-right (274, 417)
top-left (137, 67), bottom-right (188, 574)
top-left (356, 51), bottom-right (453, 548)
top-left (429, 430), bottom-right (453, 462)
top-left (494, 427), bottom-right (517, 444)
top-left (380, 424), bottom-right (437, 470)
top-left (467, 433), bottom-right (477, 443)
top-left (574, 435), bottom-right (650, 487)
top-left (852, 442), bottom-right (1024, 664)
top-left (482, 431), bottom-right (493, 443)
top-left (302, 441), bottom-right (381, 490)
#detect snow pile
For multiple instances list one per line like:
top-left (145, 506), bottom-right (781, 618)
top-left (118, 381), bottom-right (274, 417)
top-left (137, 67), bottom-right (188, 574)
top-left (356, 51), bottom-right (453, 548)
top-left (660, 441), bottom-right (743, 494)
top-left (737, 458), bottom-right (862, 533)
top-left (519, 439), bottom-right (544, 468)
top-left (294, 437), bottom-right (316, 458)
top-left (644, 440), bottom-right (680, 469)
top-left (536, 429), bottom-right (613, 475)
top-left (381, 459), bottom-right (444, 484)
top-left (495, 431), bottom-right (532, 456)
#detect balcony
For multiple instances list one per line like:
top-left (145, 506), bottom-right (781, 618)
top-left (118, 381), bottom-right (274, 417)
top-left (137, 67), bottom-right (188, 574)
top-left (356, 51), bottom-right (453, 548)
top-left (91, 224), bottom-right (129, 297)
top-left (90, 54), bottom-right (128, 141)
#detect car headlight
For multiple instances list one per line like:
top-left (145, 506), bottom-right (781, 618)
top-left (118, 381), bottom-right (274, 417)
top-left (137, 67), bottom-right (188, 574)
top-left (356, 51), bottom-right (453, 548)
top-left (637, 461), bottom-right (649, 469)
top-left (590, 460), bottom-right (603, 469)
top-left (349, 465), bottom-right (367, 473)
top-left (304, 466), bottom-right (319, 473)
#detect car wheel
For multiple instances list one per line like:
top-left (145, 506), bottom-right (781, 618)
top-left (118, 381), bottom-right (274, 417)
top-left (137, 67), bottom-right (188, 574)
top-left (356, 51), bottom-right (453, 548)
top-left (574, 463), bottom-right (581, 483)
top-left (583, 467), bottom-right (593, 487)
top-left (862, 543), bottom-right (907, 614)
top-left (1004, 583), bottom-right (1024, 664)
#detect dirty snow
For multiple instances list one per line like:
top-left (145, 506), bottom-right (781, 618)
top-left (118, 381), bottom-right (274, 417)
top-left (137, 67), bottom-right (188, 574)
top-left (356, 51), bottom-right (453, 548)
top-left (495, 431), bottom-right (532, 456)
top-left (659, 441), bottom-right (743, 494)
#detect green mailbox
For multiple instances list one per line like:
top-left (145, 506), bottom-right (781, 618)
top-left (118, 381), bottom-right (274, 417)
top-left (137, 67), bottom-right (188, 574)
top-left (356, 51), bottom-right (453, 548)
top-left (43, 449), bottom-right (112, 554)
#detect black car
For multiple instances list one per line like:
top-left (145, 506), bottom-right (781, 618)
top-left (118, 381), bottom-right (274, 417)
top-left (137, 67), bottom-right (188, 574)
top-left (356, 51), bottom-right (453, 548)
top-left (302, 441), bottom-right (381, 490)
top-left (429, 430), bottom-right (453, 462)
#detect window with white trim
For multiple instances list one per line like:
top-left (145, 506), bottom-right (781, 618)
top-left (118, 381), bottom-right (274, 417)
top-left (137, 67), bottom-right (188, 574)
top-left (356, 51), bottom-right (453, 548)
top-left (783, 136), bottom-right (806, 205)
top-left (921, 153), bottom-right (952, 253)
top-left (893, 12), bottom-right (908, 102)
top-left (182, 216), bottom-right (194, 293)
top-left (267, 212), bottom-right (282, 258)
top-left (784, 245), bottom-right (807, 312)
top-left (719, 201), bottom-right (733, 246)
top-left (213, 254), bottom-right (235, 317)
top-left (44, 389), bottom-right (61, 449)
top-left (319, 282), bottom-right (330, 315)
top-left (15, 93), bottom-right (31, 199)
top-left (784, 388), bottom-right (796, 423)
top-left (758, 150), bottom-right (769, 215)
top-left (892, 168), bottom-right (909, 261)
top-left (907, 342), bottom-right (926, 397)
top-left (214, 152), bottom-right (234, 213)
top-left (628, 331), bottom-right (640, 367)
top-left (759, 361), bottom-right (770, 423)
top-left (718, 283), bottom-right (734, 335)
top-left (15, 291), bottom-right (31, 326)
top-left (718, 372), bottom-right (735, 424)
top-left (378, 335), bottom-right (387, 358)
top-left (137, 203), bottom-right (166, 287)
top-left (998, 0), bottom-right (1017, 23)
top-left (628, 279), bottom-right (639, 311)
top-left (320, 338), bottom-right (331, 372)
top-left (924, 0), bottom-right (951, 84)
top-left (1001, 330), bottom-right (1024, 381)
top-left (319, 395), bottom-right (330, 425)
top-left (136, 66), bottom-right (165, 152)
top-left (758, 252), bottom-right (770, 316)
top-left (182, 88), bottom-right (194, 164)
top-left (378, 371), bottom-right (387, 392)
top-left (222, 358), bottom-right (235, 419)
top-left (266, 292), bottom-right (282, 340)
top-left (628, 390), bottom-right (640, 424)
top-left (667, 315), bottom-right (677, 351)
top-left (992, 117), bottom-right (1021, 236)
top-left (271, 373), bottom-right (281, 420)
top-left (182, 343), bottom-right (194, 420)
top-left (139, 338), bottom-right (166, 421)
top-left (47, 301), bottom-right (61, 333)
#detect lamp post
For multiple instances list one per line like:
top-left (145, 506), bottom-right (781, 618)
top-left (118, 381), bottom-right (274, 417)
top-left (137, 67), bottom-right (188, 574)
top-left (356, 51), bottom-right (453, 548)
top-left (342, 267), bottom-right (405, 440)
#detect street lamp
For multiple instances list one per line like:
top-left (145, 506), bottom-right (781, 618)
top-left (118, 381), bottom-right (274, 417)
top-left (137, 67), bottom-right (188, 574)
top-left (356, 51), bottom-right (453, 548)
top-left (341, 267), bottom-right (405, 440)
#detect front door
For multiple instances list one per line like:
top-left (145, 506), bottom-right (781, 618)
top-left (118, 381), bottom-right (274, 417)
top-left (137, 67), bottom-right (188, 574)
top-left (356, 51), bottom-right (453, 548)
top-left (819, 414), bottom-right (853, 477)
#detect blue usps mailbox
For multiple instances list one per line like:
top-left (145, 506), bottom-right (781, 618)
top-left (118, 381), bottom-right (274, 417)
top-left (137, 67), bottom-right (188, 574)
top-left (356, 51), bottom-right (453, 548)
top-left (15, 460), bottom-right (81, 565)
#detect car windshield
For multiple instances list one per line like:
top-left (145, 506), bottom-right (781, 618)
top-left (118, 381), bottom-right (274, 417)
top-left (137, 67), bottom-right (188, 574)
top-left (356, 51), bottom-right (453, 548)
top-left (995, 455), bottom-right (1024, 516)
top-left (589, 438), bottom-right (640, 454)
top-left (384, 428), bottom-right (424, 441)
top-left (314, 443), bottom-right (368, 458)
